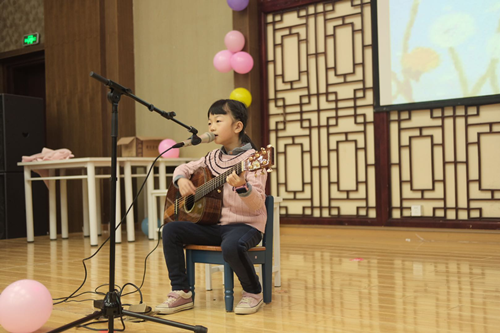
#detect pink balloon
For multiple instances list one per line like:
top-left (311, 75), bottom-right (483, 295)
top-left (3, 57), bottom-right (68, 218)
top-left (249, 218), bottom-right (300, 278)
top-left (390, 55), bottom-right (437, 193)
top-left (230, 51), bottom-right (254, 74)
top-left (224, 30), bottom-right (245, 53)
top-left (159, 139), bottom-right (179, 158)
top-left (0, 280), bottom-right (53, 333)
top-left (213, 50), bottom-right (234, 73)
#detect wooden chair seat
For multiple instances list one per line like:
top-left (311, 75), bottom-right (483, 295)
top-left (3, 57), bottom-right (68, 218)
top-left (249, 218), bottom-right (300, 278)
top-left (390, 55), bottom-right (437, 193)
top-left (185, 245), bottom-right (266, 252)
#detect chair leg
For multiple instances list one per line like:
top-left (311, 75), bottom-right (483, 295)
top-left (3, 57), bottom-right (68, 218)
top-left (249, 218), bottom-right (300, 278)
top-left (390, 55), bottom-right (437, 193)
top-left (205, 265), bottom-right (213, 291)
top-left (262, 263), bottom-right (272, 304)
top-left (255, 265), bottom-right (263, 287)
top-left (223, 263), bottom-right (234, 312)
top-left (186, 251), bottom-right (196, 302)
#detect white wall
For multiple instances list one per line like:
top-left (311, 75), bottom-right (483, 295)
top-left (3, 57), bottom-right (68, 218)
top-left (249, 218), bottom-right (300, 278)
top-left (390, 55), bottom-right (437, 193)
top-left (133, 0), bottom-right (234, 158)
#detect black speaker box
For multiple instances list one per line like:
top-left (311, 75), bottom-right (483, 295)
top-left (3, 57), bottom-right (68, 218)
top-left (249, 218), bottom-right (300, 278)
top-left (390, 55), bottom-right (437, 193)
top-left (0, 172), bottom-right (49, 239)
top-left (0, 94), bottom-right (46, 172)
top-left (0, 94), bottom-right (48, 239)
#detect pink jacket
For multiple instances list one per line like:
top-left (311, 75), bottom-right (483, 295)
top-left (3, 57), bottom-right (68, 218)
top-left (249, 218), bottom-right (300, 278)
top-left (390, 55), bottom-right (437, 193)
top-left (173, 146), bottom-right (268, 232)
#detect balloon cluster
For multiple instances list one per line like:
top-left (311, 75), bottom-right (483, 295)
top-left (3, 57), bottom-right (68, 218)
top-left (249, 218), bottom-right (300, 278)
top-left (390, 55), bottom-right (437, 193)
top-left (214, 1), bottom-right (253, 108)
top-left (213, 30), bottom-right (254, 74)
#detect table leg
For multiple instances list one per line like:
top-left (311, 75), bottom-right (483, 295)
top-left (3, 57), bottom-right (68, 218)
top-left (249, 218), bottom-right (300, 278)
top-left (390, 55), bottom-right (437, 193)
top-left (159, 160), bottom-right (166, 191)
top-left (273, 200), bottom-right (281, 287)
top-left (23, 167), bottom-right (34, 243)
top-left (60, 169), bottom-right (69, 239)
top-left (82, 177), bottom-right (90, 237)
top-left (124, 161), bottom-right (135, 242)
top-left (49, 169), bottom-right (57, 241)
top-left (96, 178), bottom-right (102, 236)
top-left (147, 162), bottom-right (155, 240)
top-left (87, 162), bottom-right (98, 246)
top-left (142, 166), bottom-right (148, 225)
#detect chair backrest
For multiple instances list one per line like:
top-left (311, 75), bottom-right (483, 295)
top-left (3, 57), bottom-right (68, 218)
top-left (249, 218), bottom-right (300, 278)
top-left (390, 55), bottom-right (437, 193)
top-left (262, 196), bottom-right (274, 254)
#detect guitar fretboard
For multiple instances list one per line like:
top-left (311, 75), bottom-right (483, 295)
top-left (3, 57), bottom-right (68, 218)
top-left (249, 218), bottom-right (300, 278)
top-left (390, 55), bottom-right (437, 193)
top-left (194, 161), bottom-right (243, 201)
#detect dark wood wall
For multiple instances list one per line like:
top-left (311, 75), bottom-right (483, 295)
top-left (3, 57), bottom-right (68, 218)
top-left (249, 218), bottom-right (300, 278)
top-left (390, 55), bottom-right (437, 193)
top-left (44, 0), bottom-right (135, 232)
top-left (233, 1), bottom-right (263, 149)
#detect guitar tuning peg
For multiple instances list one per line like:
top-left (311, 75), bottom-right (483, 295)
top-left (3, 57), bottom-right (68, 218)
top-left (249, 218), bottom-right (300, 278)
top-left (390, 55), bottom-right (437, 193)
top-left (267, 169), bottom-right (273, 173)
top-left (255, 153), bottom-right (260, 158)
top-left (261, 147), bottom-right (266, 152)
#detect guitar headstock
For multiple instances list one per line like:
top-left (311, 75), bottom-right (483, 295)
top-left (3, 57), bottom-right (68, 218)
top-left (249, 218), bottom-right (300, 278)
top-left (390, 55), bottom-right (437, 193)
top-left (244, 145), bottom-right (275, 173)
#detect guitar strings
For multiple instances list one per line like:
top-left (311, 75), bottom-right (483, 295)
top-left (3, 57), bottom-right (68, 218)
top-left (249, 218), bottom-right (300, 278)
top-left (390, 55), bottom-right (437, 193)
top-left (174, 162), bottom-right (243, 208)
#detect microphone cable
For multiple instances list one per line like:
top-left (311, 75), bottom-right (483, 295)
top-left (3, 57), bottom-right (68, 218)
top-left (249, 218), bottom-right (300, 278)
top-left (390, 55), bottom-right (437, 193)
top-left (52, 147), bottom-right (175, 306)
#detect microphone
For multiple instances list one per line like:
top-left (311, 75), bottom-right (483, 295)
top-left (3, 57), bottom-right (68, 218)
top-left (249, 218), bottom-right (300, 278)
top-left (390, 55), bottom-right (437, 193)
top-left (173, 132), bottom-right (216, 148)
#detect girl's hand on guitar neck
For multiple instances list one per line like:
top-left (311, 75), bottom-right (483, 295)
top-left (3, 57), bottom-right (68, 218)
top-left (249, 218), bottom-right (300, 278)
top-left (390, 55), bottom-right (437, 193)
top-left (227, 170), bottom-right (247, 188)
top-left (177, 178), bottom-right (197, 197)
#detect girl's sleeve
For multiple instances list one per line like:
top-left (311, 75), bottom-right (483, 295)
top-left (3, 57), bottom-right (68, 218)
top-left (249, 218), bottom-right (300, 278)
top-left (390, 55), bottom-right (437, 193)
top-left (237, 170), bottom-right (267, 211)
top-left (172, 157), bottom-right (206, 187)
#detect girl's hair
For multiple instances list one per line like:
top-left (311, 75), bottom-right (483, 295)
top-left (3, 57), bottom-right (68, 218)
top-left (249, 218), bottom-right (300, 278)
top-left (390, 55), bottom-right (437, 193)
top-left (207, 99), bottom-right (257, 149)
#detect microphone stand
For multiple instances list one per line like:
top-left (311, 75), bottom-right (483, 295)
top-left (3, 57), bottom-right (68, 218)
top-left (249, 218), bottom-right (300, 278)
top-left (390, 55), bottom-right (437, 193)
top-left (47, 72), bottom-right (207, 333)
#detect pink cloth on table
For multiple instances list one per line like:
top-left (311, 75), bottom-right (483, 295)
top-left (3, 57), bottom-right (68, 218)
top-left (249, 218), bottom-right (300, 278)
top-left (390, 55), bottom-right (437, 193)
top-left (22, 148), bottom-right (75, 187)
top-left (22, 148), bottom-right (74, 162)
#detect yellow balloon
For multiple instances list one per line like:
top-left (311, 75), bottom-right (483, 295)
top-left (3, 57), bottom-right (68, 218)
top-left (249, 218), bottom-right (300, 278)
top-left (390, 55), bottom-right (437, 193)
top-left (229, 87), bottom-right (252, 107)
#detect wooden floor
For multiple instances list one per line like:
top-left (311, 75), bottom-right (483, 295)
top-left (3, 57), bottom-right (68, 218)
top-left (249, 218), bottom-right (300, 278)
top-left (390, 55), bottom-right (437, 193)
top-left (1, 225), bottom-right (499, 332)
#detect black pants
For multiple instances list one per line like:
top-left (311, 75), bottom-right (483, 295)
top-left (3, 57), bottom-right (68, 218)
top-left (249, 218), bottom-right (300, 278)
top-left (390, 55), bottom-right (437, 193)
top-left (162, 222), bottom-right (263, 294)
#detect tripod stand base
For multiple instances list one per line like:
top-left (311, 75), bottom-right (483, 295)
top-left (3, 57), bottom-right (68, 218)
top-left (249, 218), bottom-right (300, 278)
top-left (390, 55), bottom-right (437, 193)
top-left (47, 292), bottom-right (208, 333)
top-left (122, 310), bottom-right (208, 333)
top-left (46, 309), bottom-right (208, 333)
top-left (47, 311), bottom-right (102, 333)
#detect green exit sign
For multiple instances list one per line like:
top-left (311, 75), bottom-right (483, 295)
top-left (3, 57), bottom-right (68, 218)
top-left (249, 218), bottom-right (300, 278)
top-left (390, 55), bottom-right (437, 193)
top-left (23, 33), bottom-right (40, 46)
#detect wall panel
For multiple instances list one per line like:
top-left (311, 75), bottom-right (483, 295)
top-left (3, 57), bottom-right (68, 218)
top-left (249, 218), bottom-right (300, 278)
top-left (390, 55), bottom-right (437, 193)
top-left (262, 0), bottom-right (500, 228)
top-left (44, 0), bottom-right (135, 232)
top-left (264, 0), bottom-right (377, 224)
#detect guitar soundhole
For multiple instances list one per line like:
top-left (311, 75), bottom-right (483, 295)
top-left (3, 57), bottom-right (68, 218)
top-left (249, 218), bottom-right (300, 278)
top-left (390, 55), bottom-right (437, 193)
top-left (185, 195), bottom-right (195, 211)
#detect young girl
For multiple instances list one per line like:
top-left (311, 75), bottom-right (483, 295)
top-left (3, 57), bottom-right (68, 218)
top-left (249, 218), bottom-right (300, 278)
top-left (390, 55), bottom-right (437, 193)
top-left (155, 99), bottom-right (268, 315)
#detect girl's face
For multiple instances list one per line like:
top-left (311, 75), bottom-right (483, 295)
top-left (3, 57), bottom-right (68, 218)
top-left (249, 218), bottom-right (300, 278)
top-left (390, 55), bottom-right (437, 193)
top-left (208, 112), bottom-right (243, 152)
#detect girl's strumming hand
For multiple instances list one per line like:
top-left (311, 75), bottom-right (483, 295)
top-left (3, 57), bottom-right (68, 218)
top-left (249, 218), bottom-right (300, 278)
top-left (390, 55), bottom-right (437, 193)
top-left (178, 178), bottom-right (197, 196)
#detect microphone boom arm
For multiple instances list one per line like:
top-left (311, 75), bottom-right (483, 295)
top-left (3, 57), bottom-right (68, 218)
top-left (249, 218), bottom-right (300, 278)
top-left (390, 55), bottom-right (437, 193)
top-left (90, 71), bottom-right (200, 137)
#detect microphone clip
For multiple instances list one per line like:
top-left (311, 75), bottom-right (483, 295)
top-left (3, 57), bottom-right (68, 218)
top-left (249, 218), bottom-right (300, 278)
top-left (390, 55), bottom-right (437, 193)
top-left (189, 134), bottom-right (202, 146)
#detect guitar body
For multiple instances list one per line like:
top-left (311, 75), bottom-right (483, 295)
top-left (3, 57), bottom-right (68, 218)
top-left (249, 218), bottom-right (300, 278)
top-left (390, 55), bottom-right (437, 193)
top-left (163, 167), bottom-right (223, 225)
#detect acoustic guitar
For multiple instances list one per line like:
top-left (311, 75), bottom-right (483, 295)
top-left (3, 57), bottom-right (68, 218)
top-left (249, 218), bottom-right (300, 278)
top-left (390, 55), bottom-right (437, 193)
top-left (163, 145), bottom-right (274, 225)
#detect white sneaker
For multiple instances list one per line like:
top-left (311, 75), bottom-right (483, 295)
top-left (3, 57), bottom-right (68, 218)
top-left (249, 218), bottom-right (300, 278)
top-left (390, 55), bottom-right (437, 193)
top-left (155, 290), bottom-right (193, 314)
top-left (234, 292), bottom-right (263, 315)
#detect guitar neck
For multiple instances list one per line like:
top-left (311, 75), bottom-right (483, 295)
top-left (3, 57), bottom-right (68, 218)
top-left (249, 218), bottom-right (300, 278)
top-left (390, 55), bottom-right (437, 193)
top-left (194, 162), bottom-right (243, 201)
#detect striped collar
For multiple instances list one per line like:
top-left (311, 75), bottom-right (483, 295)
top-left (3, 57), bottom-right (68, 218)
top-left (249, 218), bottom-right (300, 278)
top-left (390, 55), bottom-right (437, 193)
top-left (220, 142), bottom-right (253, 155)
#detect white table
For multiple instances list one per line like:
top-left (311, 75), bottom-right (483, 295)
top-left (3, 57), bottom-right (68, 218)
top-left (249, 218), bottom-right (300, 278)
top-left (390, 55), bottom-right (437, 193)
top-left (18, 157), bottom-right (195, 246)
top-left (18, 158), bottom-right (115, 246)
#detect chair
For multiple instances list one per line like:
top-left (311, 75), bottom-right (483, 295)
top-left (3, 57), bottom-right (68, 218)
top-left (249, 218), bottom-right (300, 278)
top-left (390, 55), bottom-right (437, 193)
top-left (185, 196), bottom-right (274, 312)
top-left (203, 196), bottom-right (282, 290)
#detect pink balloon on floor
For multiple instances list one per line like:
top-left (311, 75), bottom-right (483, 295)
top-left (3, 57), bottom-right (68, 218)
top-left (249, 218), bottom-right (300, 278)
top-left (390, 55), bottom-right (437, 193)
top-left (224, 30), bottom-right (245, 53)
top-left (213, 50), bottom-right (234, 73)
top-left (0, 279), bottom-right (53, 333)
top-left (230, 51), bottom-right (254, 74)
top-left (159, 139), bottom-right (179, 158)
